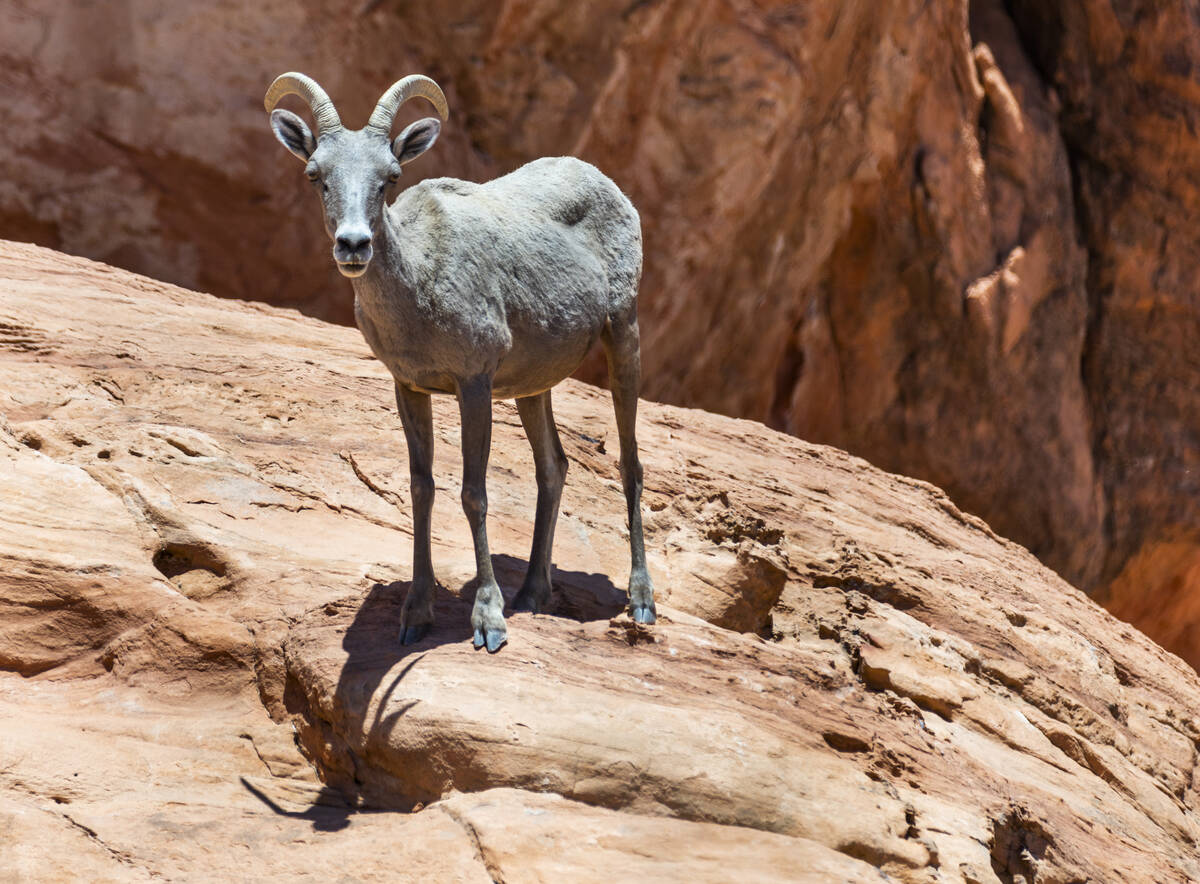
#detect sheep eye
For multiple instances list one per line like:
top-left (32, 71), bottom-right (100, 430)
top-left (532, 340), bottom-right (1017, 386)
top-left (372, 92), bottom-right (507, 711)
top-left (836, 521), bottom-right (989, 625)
top-left (305, 168), bottom-right (321, 183)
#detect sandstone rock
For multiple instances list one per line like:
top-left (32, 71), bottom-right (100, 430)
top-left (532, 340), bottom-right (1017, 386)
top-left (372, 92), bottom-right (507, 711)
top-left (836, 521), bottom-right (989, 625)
top-left (2, 240), bottom-right (1200, 879)
top-left (284, 607), bottom-right (932, 870)
top-left (435, 789), bottom-right (886, 884)
top-left (999, 0), bottom-right (1200, 674)
top-left (0, 677), bottom-right (491, 883)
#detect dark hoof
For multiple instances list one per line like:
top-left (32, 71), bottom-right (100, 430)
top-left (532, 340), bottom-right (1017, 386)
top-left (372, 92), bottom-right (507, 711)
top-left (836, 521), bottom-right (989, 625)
top-left (473, 627), bottom-right (507, 653)
top-left (400, 622), bottom-right (430, 646)
top-left (631, 603), bottom-right (656, 625)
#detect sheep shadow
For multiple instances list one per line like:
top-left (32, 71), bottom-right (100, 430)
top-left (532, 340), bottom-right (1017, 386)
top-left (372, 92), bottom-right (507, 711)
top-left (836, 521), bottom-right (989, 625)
top-left (340, 552), bottom-right (628, 669)
top-left (239, 776), bottom-right (364, 833)
top-left (256, 554), bottom-right (629, 827)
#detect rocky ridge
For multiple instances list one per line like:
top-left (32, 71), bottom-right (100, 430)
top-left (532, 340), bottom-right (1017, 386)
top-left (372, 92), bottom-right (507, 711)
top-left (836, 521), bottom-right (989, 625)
top-left (2, 240), bottom-right (1200, 880)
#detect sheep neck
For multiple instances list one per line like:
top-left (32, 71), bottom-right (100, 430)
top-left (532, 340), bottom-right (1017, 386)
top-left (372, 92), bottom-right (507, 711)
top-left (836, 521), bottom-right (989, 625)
top-left (348, 204), bottom-right (419, 320)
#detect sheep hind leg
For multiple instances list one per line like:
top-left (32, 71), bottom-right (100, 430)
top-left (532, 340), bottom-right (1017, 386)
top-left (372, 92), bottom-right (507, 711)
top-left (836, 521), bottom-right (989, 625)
top-left (512, 390), bottom-right (568, 614)
top-left (395, 383), bottom-right (437, 646)
top-left (601, 311), bottom-right (656, 624)
top-left (458, 374), bottom-right (507, 653)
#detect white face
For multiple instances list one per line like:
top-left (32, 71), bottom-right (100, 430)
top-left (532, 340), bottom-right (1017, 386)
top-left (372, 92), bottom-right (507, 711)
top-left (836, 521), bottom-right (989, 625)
top-left (271, 107), bottom-right (442, 278)
top-left (305, 130), bottom-right (401, 277)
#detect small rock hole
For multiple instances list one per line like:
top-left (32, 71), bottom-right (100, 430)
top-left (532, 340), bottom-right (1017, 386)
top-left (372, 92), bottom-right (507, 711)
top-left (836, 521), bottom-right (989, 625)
top-left (822, 731), bottom-right (871, 753)
top-left (153, 542), bottom-right (229, 600)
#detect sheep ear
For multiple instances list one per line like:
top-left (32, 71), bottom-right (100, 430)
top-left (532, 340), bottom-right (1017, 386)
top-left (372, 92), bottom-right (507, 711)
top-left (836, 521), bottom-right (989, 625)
top-left (392, 117), bottom-right (441, 166)
top-left (270, 109), bottom-right (316, 161)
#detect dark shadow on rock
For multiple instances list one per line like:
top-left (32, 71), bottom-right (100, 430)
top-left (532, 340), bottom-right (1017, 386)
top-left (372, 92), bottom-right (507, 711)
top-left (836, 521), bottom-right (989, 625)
top-left (491, 552), bottom-right (628, 621)
top-left (334, 578), bottom-right (473, 770)
top-left (341, 578), bottom-right (474, 665)
top-left (276, 578), bottom-right (475, 822)
top-left (340, 554), bottom-right (627, 675)
top-left (239, 776), bottom-right (365, 833)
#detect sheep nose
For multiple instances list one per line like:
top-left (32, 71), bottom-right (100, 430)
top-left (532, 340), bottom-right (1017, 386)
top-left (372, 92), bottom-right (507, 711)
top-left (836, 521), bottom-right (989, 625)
top-left (336, 231), bottom-right (371, 253)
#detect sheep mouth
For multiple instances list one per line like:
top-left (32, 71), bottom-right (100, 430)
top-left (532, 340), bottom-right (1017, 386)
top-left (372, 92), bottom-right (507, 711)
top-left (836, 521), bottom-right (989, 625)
top-left (336, 260), bottom-right (370, 278)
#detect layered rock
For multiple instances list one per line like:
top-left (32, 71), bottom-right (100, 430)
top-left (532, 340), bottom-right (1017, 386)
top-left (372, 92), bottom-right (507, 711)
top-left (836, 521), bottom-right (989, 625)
top-left (2, 240), bottom-right (1200, 880)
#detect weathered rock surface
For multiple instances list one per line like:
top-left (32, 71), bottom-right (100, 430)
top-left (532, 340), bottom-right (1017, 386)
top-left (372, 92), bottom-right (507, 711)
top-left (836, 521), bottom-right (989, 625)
top-left (4, 0), bottom-right (1200, 665)
top-left (3, 239), bottom-right (1200, 880)
top-left (999, 0), bottom-right (1200, 681)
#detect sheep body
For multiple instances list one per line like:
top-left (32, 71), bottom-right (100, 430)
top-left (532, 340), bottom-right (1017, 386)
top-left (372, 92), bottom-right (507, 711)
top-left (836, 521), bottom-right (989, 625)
top-left (266, 73), bottom-right (655, 653)
top-left (354, 156), bottom-right (642, 399)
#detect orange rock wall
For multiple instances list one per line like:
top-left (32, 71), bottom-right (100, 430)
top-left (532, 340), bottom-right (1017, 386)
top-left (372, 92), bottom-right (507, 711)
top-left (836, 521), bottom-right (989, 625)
top-left (1, 0), bottom-right (1198, 662)
top-left (1002, 0), bottom-right (1200, 666)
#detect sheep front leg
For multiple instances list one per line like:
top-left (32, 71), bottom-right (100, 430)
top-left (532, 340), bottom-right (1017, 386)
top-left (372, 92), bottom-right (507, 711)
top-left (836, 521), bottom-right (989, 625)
top-left (458, 374), bottom-right (507, 652)
top-left (396, 383), bottom-right (437, 646)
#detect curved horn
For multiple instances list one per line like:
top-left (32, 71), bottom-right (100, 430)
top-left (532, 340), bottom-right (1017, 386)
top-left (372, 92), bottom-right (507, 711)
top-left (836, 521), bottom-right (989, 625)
top-left (366, 75), bottom-right (449, 135)
top-left (264, 72), bottom-right (344, 134)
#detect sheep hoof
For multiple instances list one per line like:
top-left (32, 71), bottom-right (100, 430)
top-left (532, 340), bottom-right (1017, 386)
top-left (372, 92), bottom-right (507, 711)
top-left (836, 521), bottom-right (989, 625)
top-left (630, 602), bottom-right (656, 625)
top-left (473, 627), bottom-right (507, 653)
top-left (400, 623), bottom-right (430, 645)
top-left (628, 568), bottom-right (656, 624)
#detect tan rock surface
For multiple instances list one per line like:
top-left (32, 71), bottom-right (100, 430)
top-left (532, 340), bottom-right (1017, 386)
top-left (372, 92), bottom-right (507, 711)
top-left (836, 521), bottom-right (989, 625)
top-left (2, 239), bottom-right (1200, 880)
top-left (435, 789), bottom-right (884, 884)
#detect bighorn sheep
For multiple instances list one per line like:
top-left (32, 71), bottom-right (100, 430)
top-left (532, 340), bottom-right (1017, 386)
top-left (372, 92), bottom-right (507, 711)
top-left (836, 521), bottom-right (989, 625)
top-left (265, 72), bottom-right (655, 652)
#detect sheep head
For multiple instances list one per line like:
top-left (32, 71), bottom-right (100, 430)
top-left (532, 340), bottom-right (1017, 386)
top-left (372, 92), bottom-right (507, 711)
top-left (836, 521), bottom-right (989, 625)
top-left (265, 72), bottom-right (448, 278)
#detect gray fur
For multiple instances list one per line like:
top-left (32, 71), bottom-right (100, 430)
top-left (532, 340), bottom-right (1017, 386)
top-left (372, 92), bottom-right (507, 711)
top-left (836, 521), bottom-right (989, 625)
top-left (268, 77), bottom-right (655, 652)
